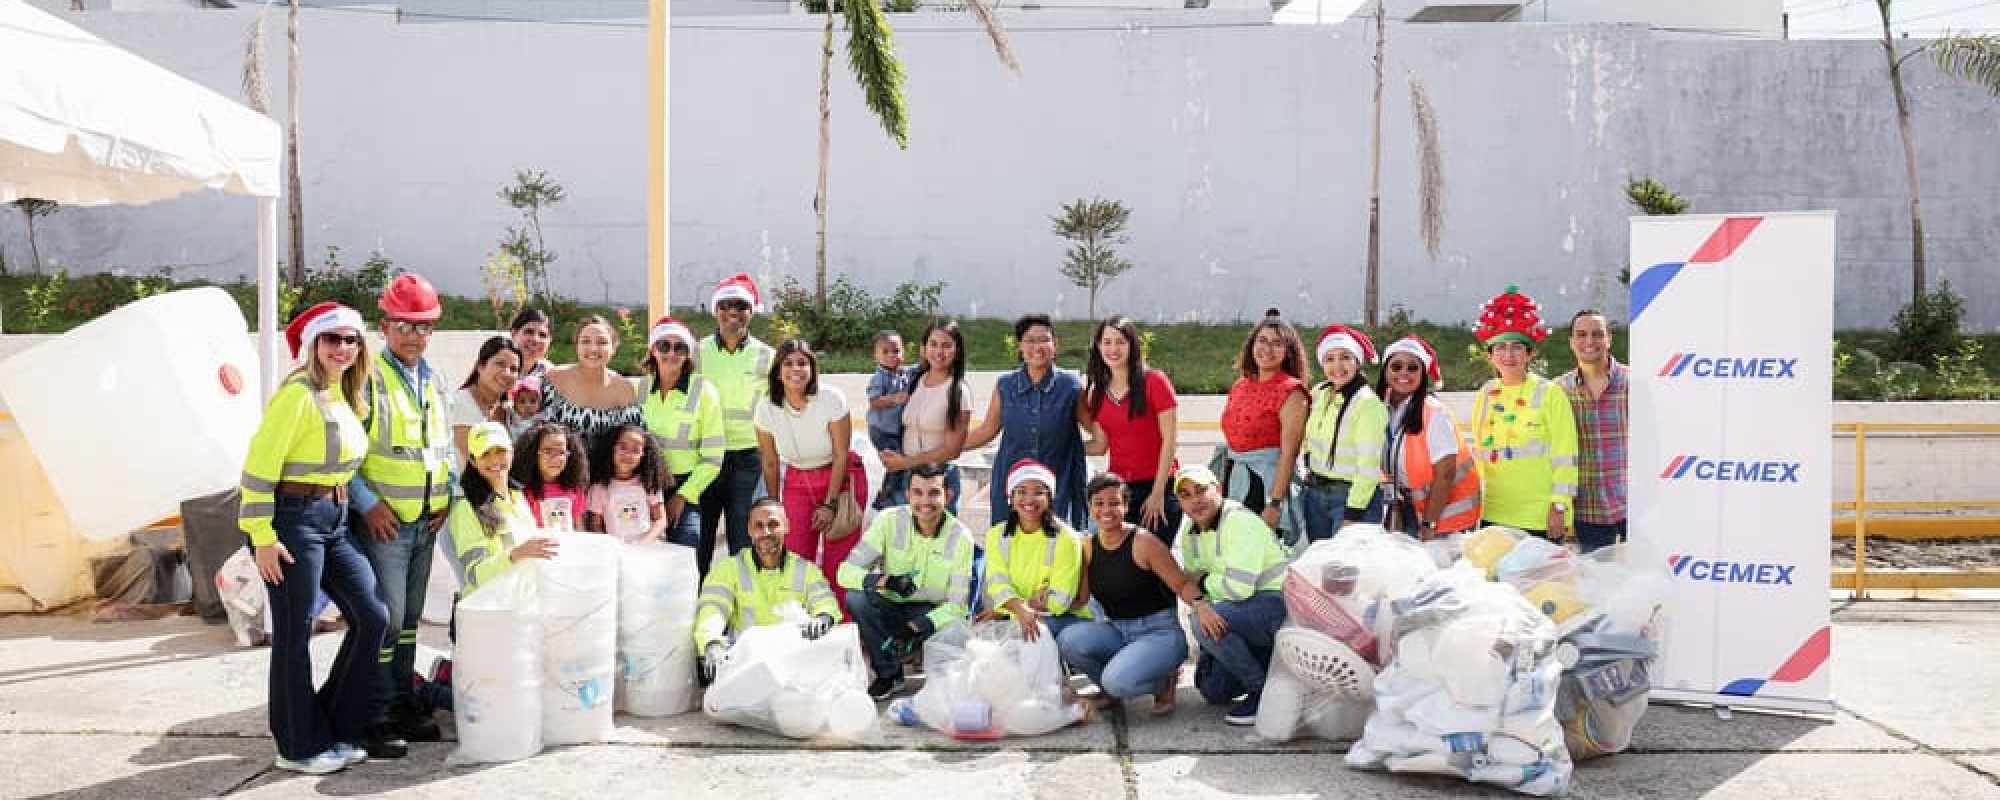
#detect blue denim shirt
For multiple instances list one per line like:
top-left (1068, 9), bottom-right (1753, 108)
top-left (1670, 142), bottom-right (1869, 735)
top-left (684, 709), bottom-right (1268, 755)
top-left (865, 364), bottom-right (912, 437)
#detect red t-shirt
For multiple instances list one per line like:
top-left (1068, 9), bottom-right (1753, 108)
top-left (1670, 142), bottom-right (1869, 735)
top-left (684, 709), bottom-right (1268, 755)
top-left (1092, 369), bottom-right (1181, 482)
top-left (1222, 372), bottom-right (1306, 453)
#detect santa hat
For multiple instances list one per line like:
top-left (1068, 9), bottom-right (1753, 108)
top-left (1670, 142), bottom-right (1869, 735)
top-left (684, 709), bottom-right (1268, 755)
top-left (648, 315), bottom-right (697, 350)
top-left (1473, 285), bottom-right (1550, 348)
top-left (1315, 324), bottom-right (1377, 365)
top-left (284, 302), bottom-right (365, 360)
top-left (1382, 335), bottom-right (1443, 385)
top-left (1005, 458), bottom-right (1057, 497)
top-left (512, 375), bottom-right (543, 397)
top-left (710, 272), bottom-right (764, 313)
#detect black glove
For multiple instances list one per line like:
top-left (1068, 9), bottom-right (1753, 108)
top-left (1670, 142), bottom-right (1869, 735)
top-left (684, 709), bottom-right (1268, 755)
top-left (801, 613), bottom-right (834, 640)
top-left (700, 642), bottom-right (724, 684)
top-left (879, 574), bottom-right (917, 597)
top-left (907, 615), bottom-right (936, 638)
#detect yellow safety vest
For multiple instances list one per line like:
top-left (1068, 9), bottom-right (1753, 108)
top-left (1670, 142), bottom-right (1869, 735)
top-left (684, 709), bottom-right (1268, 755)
top-left (695, 335), bottom-right (775, 452)
top-left (983, 520), bottom-right (1092, 618)
top-left (238, 375), bottom-right (368, 547)
top-left (1302, 383), bottom-right (1390, 511)
top-left (359, 354), bottom-right (454, 522)
top-left (692, 548), bottom-right (840, 650)
top-left (1178, 500), bottom-right (1289, 603)
top-left (1470, 375), bottom-right (1580, 530)
top-left (447, 487), bottom-right (535, 594)
top-left (838, 506), bottom-right (976, 630)
top-left (641, 374), bottom-right (726, 502)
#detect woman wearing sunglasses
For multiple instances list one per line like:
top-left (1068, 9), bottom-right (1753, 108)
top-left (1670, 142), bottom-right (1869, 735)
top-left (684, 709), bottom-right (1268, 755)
top-left (641, 316), bottom-right (724, 551)
top-left (1376, 335), bottom-right (1481, 539)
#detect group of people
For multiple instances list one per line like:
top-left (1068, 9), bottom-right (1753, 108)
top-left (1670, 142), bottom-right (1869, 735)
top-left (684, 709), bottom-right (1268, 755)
top-left (239, 273), bottom-right (1629, 773)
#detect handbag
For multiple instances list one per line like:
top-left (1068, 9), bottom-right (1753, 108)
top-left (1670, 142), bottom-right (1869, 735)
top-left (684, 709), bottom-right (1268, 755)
top-left (823, 451), bottom-right (867, 540)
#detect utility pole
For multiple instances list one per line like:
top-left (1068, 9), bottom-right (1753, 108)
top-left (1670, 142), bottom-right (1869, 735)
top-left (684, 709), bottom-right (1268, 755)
top-left (1364, 0), bottom-right (1385, 327)
top-left (285, 0), bottom-right (304, 286)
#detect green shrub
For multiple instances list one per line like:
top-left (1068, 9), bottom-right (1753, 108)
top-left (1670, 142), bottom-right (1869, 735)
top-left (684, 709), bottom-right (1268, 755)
top-left (294, 246), bottom-right (395, 315)
top-left (1891, 279), bottom-right (1964, 366)
top-left (769, 274), bottom-right (942, 352)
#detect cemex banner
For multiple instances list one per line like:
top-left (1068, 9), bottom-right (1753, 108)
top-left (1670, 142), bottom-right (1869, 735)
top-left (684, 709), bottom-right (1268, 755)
top-left (1627, 212), bottom-right (1834, 715)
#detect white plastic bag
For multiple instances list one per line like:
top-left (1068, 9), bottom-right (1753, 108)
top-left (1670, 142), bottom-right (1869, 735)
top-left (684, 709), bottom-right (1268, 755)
top-left (216, 546), bottom-right (267, 647)
top-left (908, 620), bottom-right (1088, 739)
top-left (539, 532), bottom-right (618, 744)
top-left (615, 541), bottom-right (700, 716)
top-left (703, 621), bottom-right (875, 741)
top-left (450, 562), bottom-right (543, 765)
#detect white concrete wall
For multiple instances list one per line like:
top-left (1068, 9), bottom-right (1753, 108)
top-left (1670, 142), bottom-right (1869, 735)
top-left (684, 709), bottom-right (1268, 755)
top-left (3, 10), bottom-right (1998, 329)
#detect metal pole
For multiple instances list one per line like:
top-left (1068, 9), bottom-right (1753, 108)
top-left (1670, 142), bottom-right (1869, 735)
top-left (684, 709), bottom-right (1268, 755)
top-left (1853, 424), bottom-right (1868, 599)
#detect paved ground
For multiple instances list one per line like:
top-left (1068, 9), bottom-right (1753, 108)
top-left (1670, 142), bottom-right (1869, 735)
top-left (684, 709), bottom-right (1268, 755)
top-left (2, 600), bottom-right (1996, 799)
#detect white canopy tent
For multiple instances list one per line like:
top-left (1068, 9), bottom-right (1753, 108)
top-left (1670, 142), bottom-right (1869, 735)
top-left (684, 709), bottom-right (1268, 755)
top-left (0, 0), bottom-right (284, 395)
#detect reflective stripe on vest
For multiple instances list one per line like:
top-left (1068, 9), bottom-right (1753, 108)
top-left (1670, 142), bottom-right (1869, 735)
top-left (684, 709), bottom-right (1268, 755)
top-left (238, 376), bottom-right (363, 520)
top-left (888, 509), bottom-right (965, 605)
top-left (361, 358), bottom-right (452, 518)
top-left (1471, 379), bottom-right (1553, 463)
top-left (1393, 399), bottom-right (1483, 532)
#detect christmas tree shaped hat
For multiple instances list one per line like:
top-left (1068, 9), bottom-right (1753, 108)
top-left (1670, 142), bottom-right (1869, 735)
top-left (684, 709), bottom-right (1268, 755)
top-left (1472, 285), bottom-right (1549, 349)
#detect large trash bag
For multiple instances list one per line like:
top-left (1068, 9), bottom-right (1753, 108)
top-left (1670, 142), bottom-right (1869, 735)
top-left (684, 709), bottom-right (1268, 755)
top-left (907, 620), bottom-right (1089, 739)
top-left (450, 563), bottom-right (543, 764)
top-left (539, 532), bottom-right (618, 745)
top-left (1346, 566), bottom-right (1572, 796)
top-left (703, 619), bottom-right (875, 741)
top-left (615, 541), bottom-right (700, 717)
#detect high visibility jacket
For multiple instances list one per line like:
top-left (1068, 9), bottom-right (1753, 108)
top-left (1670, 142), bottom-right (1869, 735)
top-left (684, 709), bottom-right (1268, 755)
top-left (447, 486), bottom-right (535, 594)
top-left (1471, 375), bottom-right (1579, 530)
top-left (358, 354), bottom-right (454, 522)
top-left (695, 335), bottom-right (775, 451)
top-left (693, 548), bottom-right (840, 650)
top-left (641, 374), bottom-right (726, 502)
top-left (838, 506), bottom-right (975, 630)
top-left (982, 520), bottom-right (1092, 619)
top-left (1386, 397), bottom-right (1483, 533)
top-left (1302, 382), bottom-right (1389, 511)
top-left (1177, 499), bottom-right (1288, 603)
top-left (238, 375), bottom-right (369, 547)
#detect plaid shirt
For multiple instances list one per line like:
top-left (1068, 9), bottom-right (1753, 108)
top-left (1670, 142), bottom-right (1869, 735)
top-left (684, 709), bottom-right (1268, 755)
top-left (1556, 359), bottom-right (1628, 525)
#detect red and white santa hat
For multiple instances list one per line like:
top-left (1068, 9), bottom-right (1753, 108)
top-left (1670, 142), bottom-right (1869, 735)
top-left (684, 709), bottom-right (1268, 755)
top-left (284, 301), bottom-right (365, 360)
top-left (648, 315), bottom-right (697, 351)
top-left (709, 272), bottom-right (764, 313)
top-left (1381, 334), bottom-right (1443, 385)
top-left (1315, 324), bottom-right (1378, 365)
top-left (1005, 458), bottom-right (1057, 497)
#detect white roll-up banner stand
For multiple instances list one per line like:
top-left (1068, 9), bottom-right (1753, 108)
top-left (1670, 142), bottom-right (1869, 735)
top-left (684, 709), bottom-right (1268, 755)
top-left (1627, 212), bottom-right (1835, 715)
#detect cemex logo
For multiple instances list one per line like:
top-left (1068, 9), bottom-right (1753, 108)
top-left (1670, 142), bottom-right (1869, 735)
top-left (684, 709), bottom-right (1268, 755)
top-left (1660, 454), bottom-right (1801, 483)
top-left (1657, 352), bottom-right (1799, 379)
top-left (1668, 554), bottom-right (1796, 585)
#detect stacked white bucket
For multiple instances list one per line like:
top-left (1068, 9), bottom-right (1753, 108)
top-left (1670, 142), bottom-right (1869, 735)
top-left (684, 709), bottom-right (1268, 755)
top-left (615, 541), bottom-right (700, 716)
top-left (538, 532), bottom-right (619, 744)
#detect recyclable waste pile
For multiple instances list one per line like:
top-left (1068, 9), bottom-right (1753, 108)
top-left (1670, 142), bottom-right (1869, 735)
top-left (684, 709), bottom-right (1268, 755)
top-left (1344, 561), bottom-right (1572, 796)
top-left (702, 611), bottom-right (876, 741)
top-left (1464, 527), bottom-right (1669, 760)
top-left (615, 541), bottom-right (700, 716)
top-left (903, 620), bottom-right (1089, 738)
top-left (539, 532), bottom-right (619, 745)
top-left (450, 563), bottom-right (543, 764)
top-left (1257, 524), bottom-right (1437, 742)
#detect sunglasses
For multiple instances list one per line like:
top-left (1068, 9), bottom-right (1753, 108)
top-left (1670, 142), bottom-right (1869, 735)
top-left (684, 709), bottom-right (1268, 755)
top-left (1387, 362), bottom-right (1425, 374)
top-left (716, 299), bottom-right (752, 313)
top-left (318, 333), bottom-right (363, 347)
top-left (652, 340), bottom-right (690, 354)
top-left (388, 319), bottom-right (436, 336)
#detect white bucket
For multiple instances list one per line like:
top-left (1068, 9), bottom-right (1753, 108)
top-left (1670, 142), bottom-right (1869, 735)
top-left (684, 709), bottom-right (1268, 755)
top-left (538, 532), bottom-right (617, 744)
top-left (451, 565), bottom-right (543, 764)
top-left (615, 541), bottom-right (699, 716)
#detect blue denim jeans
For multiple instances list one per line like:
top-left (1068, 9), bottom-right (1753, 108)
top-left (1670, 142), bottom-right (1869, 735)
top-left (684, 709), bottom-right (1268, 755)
top-left (1124, 479), bottom-right (1184, 548)
top-left (665, 480), bottom-right (701, 549)
top-left (698, 448), bottom-right (766, 581)
top-left (1297, 480), bottom-right (1387, 543)
top-left (1189, 591), bottom-right (1285, 702)
top-left (1573, 519), bottom-right (1626, 553)
top-left (1056, 608), bottom-right (1189, 700)
top-left (350, 512), bottom-right (438, 716)
top-left (845, 589), bottom-right (940, 680)
top-left (268, 495), bottom-right (388, 760)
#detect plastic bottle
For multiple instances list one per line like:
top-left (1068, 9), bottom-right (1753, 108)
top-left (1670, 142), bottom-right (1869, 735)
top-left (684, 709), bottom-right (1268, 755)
top-left (886, 696), bottom-right (920, 726)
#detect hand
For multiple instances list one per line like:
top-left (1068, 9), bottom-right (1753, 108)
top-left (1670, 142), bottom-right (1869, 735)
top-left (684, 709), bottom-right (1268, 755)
top-left (879, 451), bottom-right (908, 472)
top-left (425, 508), bottom-right (449, 534)
top-left (362, 503), bottom-right (400, 542)
top-left (1141, 489), bottom-right (1169, 531)
top-left (972, 609), bottom-right (1001, 624)
top-left (254, 543), bottom-right (294, 584)
top-left (510, 536), bottom-right (559, 562)
top-left (801, 613), bottom-right (834, 640)
top-left (1013, 605), bottom-right (1042, 642)
top-left (1028, 588), bottom-right (1052, 613)
top-left (1260, 505), bottom-right (1281, 530)
top-left (1547, 507), bottom-right (1569, 543)
top-left (1193, 601), bottom-right (1229, 641)
top-left (879, 574), bottom-right (916, 597)
top-left (700, 642), bottom-right (725, 683)
top-left (811, 504), bottom-right (834, 534)
top-left (664, 494), bottom-right (687, 527)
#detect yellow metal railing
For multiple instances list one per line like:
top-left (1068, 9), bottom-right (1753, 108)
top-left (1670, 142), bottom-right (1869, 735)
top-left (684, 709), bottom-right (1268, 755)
top-left (1832, 422), bottom-right (2000, 598)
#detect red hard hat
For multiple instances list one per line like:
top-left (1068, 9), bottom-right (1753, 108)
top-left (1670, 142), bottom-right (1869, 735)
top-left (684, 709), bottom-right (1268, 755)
top-left (378, 273), bottom-right (442, 321)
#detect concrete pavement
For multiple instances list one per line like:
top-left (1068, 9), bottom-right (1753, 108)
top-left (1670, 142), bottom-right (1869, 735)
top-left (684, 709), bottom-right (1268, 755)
top-left (2, 600), bottom-right (1996, 799)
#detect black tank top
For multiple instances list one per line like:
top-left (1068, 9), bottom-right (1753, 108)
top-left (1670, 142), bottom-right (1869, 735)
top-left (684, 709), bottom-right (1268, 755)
top-left (1088, 526), bottom-right (1178, 620)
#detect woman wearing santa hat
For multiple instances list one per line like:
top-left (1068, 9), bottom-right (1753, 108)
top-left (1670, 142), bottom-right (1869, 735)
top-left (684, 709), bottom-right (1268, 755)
top-left (640, 315), bottom-right (725, 550)
top-left (1471, 286), bottom-right (1579, 542)
top-left (1375, 335), bottom-right (1482, 538)
top-left (1297, 324), bottom-right (1389, 541)
top-left (238, 302), bottom-right (391, 774)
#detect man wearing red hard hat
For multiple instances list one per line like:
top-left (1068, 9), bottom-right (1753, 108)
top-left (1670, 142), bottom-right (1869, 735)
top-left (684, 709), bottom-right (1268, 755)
top-left (347, 272), bottom-right (455, 754)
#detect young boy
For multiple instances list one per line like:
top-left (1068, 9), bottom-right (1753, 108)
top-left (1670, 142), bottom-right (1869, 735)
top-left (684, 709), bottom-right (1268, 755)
top-left (508, 376), bottom-right (543, 439)
top-left (865, 330), bottom-right (912, 510)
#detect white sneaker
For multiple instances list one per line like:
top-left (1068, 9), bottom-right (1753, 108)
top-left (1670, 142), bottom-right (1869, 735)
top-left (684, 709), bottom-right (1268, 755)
top-left (331, 743), bottom-right (369, 767)
top-left (273, 750), bottom-right (347, 775)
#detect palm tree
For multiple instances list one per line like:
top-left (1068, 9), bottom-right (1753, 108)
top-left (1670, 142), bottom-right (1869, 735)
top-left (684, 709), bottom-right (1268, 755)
top-left (1930, 34), bottom-right (2000, 95)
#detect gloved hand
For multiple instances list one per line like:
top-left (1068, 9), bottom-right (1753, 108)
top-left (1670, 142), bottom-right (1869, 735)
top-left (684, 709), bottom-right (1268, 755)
top-left (801, 613), bottom-right (834, 640)
top-left (700, 642), bottom-right (725, 684)
top-left (879, 573), bottom-right (917, 597)
top-left (907, 615), bottom-right (936, 639)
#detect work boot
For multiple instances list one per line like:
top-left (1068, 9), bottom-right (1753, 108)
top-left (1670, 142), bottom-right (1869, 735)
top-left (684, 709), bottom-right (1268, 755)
top-left (361, 725), bottom-right (408, 759)
top-left (868, 674), bottom-right (907, 701)
top-left (392, 699), bottom-right (442, 743)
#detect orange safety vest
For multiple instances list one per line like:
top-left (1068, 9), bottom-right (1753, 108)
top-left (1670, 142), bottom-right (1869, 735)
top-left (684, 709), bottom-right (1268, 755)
top-left (1388, 397), bottom-right (1482, 533)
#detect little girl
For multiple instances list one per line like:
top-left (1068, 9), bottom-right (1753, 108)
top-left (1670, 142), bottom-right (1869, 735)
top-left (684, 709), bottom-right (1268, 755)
top-left (586, 424), bottom-right (671, 543)
top-left (509, 422), bottom-right (591, 532)
top-left (508, 376), bottom-right (544, 440)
